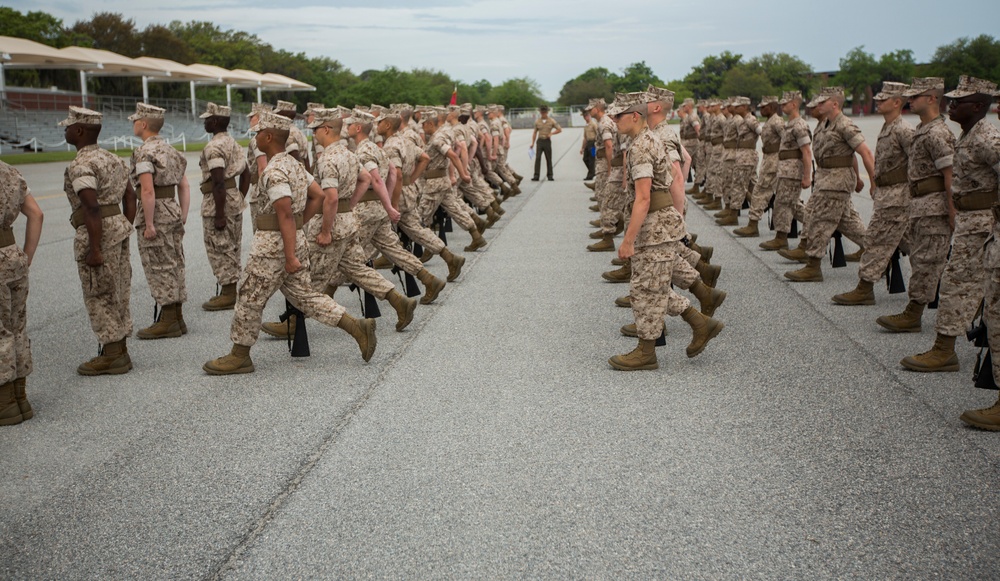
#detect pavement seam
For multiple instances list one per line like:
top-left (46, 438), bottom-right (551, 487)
top-left (690, 201), bottom-right (1000, 470)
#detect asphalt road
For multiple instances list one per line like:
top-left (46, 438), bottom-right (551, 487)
top-left (2, 123), bottom-right (999, 579)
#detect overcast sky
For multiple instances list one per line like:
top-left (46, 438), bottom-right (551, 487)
top-left (7, 0), bottom-right (999, 100)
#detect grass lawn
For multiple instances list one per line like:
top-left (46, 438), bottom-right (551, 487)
top-left (1, 139), bottom-right (251, 165)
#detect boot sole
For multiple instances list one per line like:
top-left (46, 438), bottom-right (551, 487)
top-left (687, 321), bottom-right (724, 358)
top-left (615, 298), bottom-right (631, 308)
top-left (203, 362), bottom-right (256, 375)
top-left (608, 357), bottom-right (659, 371)
top-left (587, 246), bottom-right (615, 252)
top-left (137, 329), bottom-right (183, 340)
top-left (202, 304), bottom-right (236, 312)
top-left (0, 414), bottom-right (24, 426)
top-left (959, 414), bottom-right (1000, 431)
top-left (702, 291), bottom-right (727, 318)
top-left (620, 326), bottom-right (637, 337)
top-left (396, 300), bottom-right (417, 331)
top-left (420, 280), bottom-right (446, 305)
top-left (77, 361), bottom-right (133, 376)
top-left (601, 274), bottom-right (630, 283)
top-left (261, 324), bottom-right (292, 339)
top-left (900, 359), bottom-right (959, 373)
top-left (784, 272), bottom-right (823, 282)
top-left (876, 320), bottom-right (921, 333)
top-left (832, 296), bottom-right (875, 306)
top-left (360, 319), bottom-right (377, 362)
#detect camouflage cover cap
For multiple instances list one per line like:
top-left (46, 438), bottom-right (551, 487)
top-left (306, 102), bottom-right (325, 113)
top-left (696, 99), bottom-right (707, 107)
top-left (873, 82), bottom-right (910, 101)
top-left (945, 75), bottom-right (999, 99)
top-left (389, 103), bottom-right (412, 111)
top-left (250, 110), bottom-right (292, 132)
top-left (682, 98), bottom-right (695, 107)
top-left (459, 104), bottom-right (473, 116)
top-left (199, 102), bottom-right (231, 119)
top-left (334, 106), bottom-right (353, 118)
top-left (706, 99), bottom-right (720, 107)
top-left (128, 102), bottom-right (165, 122)
top-left (777, 90), bottom-right (803, 105)
top-left (497, 104), bottom-right (505, 112)
top-left (902, 77), bottom-right (945, 97)
top-left (645, 85), bottom-right (676, 106)
top-left (720, 98), bottom-right (732, 107)
top-left (585, 97), bottom-right (606, 112)
top-left (369, 104), bottom-right (387, 116)
top-left (377, 112), bottom-right (401, 125)
top-left (758, 95), bottom-right (779, 107)
top-left (307, 108), bottom-right (341, 129)
top-left (606, 92), bottom-right (648, 116)
top-left (473, 105), bottom-right (487, 113)
top-left (274, 100), bottom-right (297, 114)
top-left (346, 108), bottom-right (375, 125)
top-left (810, 86), bottom-right (845, 105)
top-left (447, 105), bottom-right (461, 115)
top-left (246, 102), bottom-right (274, 118)
top-left (731, 96), bottom-right (751, 106)
top-left (58, 106), bottom-right (102, 127)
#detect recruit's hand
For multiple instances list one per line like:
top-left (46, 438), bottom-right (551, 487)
top-left (214, 215), bottom-right (227, 230)
top-left (85, 248), bottom-right (104, 267)
top-left (285, 257), bottom-right (303, 274)
top-left (143, 225), bottom-right (157, 240)
top-left (315, 231), bottom-right (332, 247)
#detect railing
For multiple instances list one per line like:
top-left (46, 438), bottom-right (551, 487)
top-left (0, 132), bottom-right (189, 155)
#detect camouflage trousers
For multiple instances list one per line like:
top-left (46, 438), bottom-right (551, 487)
top-left (303, 215), bottom-right (395, 299)
top-left (600, 170), bottom-right (627, 234)
top-left (907, 214), bottom-right (951, 305)
top-left (483, 163), bottom-right (504, 188)
top-left (203, 213), bottom-right (243, 286)
top-left (694, 142), bottom-right (709, 186)
top-left (727, 164), bottom-right (757, 210)
top-left (934, 210), bottom-right (992, 337)
top-left (231, 234), bottom-right (347, 347)
top-left (459, 174), bottom-right (494, 211)
top-left (78, 238), bottom-right (133, 345)
top-left (804, 190), bottom-right (866, 259)
top-left (496, 149), bottom-right (517, 185)
top-left (138, 220), bottom-right (187, 306)
top-left (419, 186), bottom-right (476, 233)
top-left (682, 139), bottom-right (699, 182)
top-left (984, 260), bottom-right (1000, 383)
top-left (630, 241), bottom-right (692, 341)
top-left (397, 209), bottom-right (445, 255)
top-left (772, 178), bottom-right (806, 234)
top-left (0, 246), bottom-right (31, 384)
top-left (671, 245), bottom-right (701, 290)
top-left (715, 160), bottom-right (734, 206)
top-left (858, 204), bottom-right (908, 283)
top-left (355, 210), bottom-right (424, 278)
top-left (748, 157), bottom-right (779, 221)
top-left (704, 146), bottom-right (725, 200)
top-left (593, 159), bottom-right (609, 203)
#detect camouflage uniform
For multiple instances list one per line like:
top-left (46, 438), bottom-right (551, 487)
top-left (0, 162), bottom-right (32, 385)
top-left (679, 108), bottom-right (700, 182)
top-left (935, 118), bottom-right (995, 337)
top-left (130, 135), bottom-right (187, 306)
top-left (231, 152), bottom-right (347, 347)
top-left (805, 111), bottom-right (867, 259)
top-left (626, 128), bottom-right (691, 340)
top-left (906, 115), bottom-right (956, 305)
top-left (386, 132), bottom-right (446, 255)
top-left (704, 108), bottom-right (726, 203)
top-left (773, 115), bottom-right (811, 234)
top-left (286, 125), bottom-right (310, 165)
top-left (307, 141), bottom-right (395, 298)
top-left (247, 136), bottom-right (267, 225)
top-left (859, 115), bottom-right (914, 283)
top-left (455, 120), bottom-right (495, 211)
top-left (729, 106), bottom-right (759, 211)
top-left (199, 132), bottom-right (247, 286)
top-left (418, 125), bottom-right (476, 232)
top-left (748, 109), bottom-right (784, 222)
top-left (498, 111), bottom-right (518, 184)
top-left (650, 119), bottom-right (701, 286)
top-left (600, 129), bottom-right (629, 235)
top-left (65, 145), bottom-right (134, 344)
top-left (972, 119), bottom-right (1000, 381)
top-left (594, 113), bottom-right (616, 209)
top-left (719, 111), bottom-right (739, 209)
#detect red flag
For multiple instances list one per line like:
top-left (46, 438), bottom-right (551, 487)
top-left (449, 86), bottom-right (457, 106)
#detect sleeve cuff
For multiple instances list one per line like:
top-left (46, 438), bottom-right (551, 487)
top-left (134, 161), bottom-right (155, 175)
top-left (796, 136), bottom-right (812, 147)
top-left (320, 177), bottom-right (340, 190)
top-left (267, 182), bottom-right (293, 203)
top-left (72, 176), bottom-right (98, 192)
top-left (363, 161), bottom-right (378, 172)
top-left (206, 158), bottom-right (226, 170)
top-left (935, 155), bottom-right (954, 170)
top-left (632, 163), bottom-right (654, 180)
top-left (848, 135), bottom-right (865, 150)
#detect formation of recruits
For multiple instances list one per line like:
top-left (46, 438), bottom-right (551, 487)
top-left (578, 76), bottom-right (1000, 431)
top-left (0, 99), bottom-right (525, 425)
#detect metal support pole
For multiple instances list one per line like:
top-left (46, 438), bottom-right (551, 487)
top-left (79, 70), bottom-right (88, 107)
top-left (226, 84), bottom-right (232, 110)
top-left (190, 81), bottom-right (196, 119)
top-left (257, 86), bottom-right (262, 104)
top-left (142, 76), bottom-right (149, 104)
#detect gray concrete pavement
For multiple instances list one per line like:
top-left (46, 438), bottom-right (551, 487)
top-left (2, 124), bottom-right (999, 579)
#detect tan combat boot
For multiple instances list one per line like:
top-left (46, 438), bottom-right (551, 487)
top-left (589, 204), bottom-right (600, 212)
top-left (417, 268), bottom-right (446, 304)
top-left (960, 393), bottom-right (1000, 431)
top-left (832, 279), bottom-right (875, 306)
top-left (703, 199), bottom-right (723, 211)
top-left (733, 219), bottom-right (759, 238)
top-left (420, 248), bottom-right (435, 263)
top-left (615, 295), bottom-right (632, 308)
top-left (716, 210), bottom-right (739, 226)
top-left (602, 262), bottom-right (631, 283)
top-left (876, 301), bottom-right (924, 333)
top-left (486, 206), bottom-right (500, 227)
top-left (691, 243), bottom-right (713, 264)
top-left (777, 238), bottom-right (809, 262)
top-left (464, 228), bottom-right (488, 252)
top-left (491, 199), bottom-right (505, 215)
top-left (901, 334), bottom-right (959, 372)
top-left (589, 229), bottom-right (605, 239)
top-left (386, 289), bottom-right (418, 331)
top-left (13, 377), bottom-right (32, 421)
top-left (682, 306), bottom-right (724, 358)
top-left (784, 257), bottom-right (823, 282)
top-left (587, 235), bottom-right (615, 252)
top-left (338, 313), bottom-right (377, 362)
top-left (620, 323), bottom-right (638, 337)
top-left (510, 183), bottom-right (522, 196)
top-left (609, 339), bottom-right (659, 371)
top-left (0, 381), bottom-right (22, 426)
top-left (203, 283), bottom-right (237, 311)
top-left (471, 213), bottom-right (488, 234)
top-left (203, 343), bottom-right (255, 375)
top-left (611, 257), bottom-right (627, 266)
top-left (845, 247), bottom-right (864, 262)
top-left (177, 303), bottom-right (188, 335)
top-left (686, 183), bottom-right (701, 195)
top-left (372, 255), bottom-right (393, 269)
top-left (261, 318), bottom-right (294, 339)
top-left (585, 182), bottom-right (596, 191)
top-left (500, 183), bottom-right (513, 198)
top-left (690, 280), bottom-right (727, 317)
top-left (696, 195), bottom-right (714, 206)
top-left (695, 261), bottom-right (721, 288)
top-left (589, 219), bottom-right (602, 227)
top-left (78, 339), bottom-right (132, 376)
top-left (713, 207), bottom-right (732, 219)
top-left (759, 232), bottom-right (788, 251)
top-left (137, 303), bottom-right (183, 340)
top-left (440, 248), bottom-right (466, 282)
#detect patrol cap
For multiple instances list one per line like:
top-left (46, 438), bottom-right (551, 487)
top-left (645, 85), bottom-right (676, 108)
top-left (128, 102), bottom-right (165, 122)
top-left (758, 95), bottom-right (779, 107)
top-left (459, 104), bottom-right (473, 116)
top-left (307, 108), bottom-right (341, 129)
top-left (902, 77), bottom-right (945, 97)
top-left (873, 82), bottom-right (910, 101)
top-left (720, 98), bottom-right (732, 107)
top-left (377, 112), bottom-right (402, 125)
top-left (250, 110), bottom-right (292, 132)
top-left (199, 102), bottom-right (231, 119)
top-left (346, 108), bottom-right (375, 125)
top-left (447, 105), bottom-right (462, 115)
top-left (369, 104), bottom-right (387, 116)
top-left (274, 100), bottom-right (297, 114)
top-left (498, 104), bottom-right (506, 112)
top-left (333, 106), bottom-right (353, 118)
top-left (778, 91), bottom-right (803, 105)
top-left (473, 104), bottom-right (487, 114)
top-left (607, 92), bottom-right (648, 116)
top-left (809, 86), bottom-right (845, 106)
top-left (944, 75), bottom-right (999, 99)
top-left (306, 102), bottom-right (325, 114)
top-left (58, 106), bottom-right (102, 127)
top-left (682, 98), bottom-right (695, 107)
top-left (247, 102), bottom-right (273, 118)
top-left (731, 96), bottom-right (751, 107)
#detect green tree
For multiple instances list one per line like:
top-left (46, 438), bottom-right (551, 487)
top-left (557, 67), bottom-right (615, 106)
top-left (614, 61), bottom-right (664, 93)
top-left (486, 77), bottom-right (546, 109)
top-left (664, 80), bottom-right (693, 104)
top-left (70, 12), bottom-right (139, 56)
top-left (683, 51), bottom-right (743, 98)
top-left (877, 49), bottom-right (916, 84)
top-left (0, 7), bottom-right (68, 45)
top-left (138, 25), bottom-right (194, 64)
top-left (745, 52), bottom-right (814, 94)
top-left (836, 46), bottom-right (879, 109)
top-left (718, 67), bottom-right (775, 102)
top-left (927, 35), bottom-right (1000, 89)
